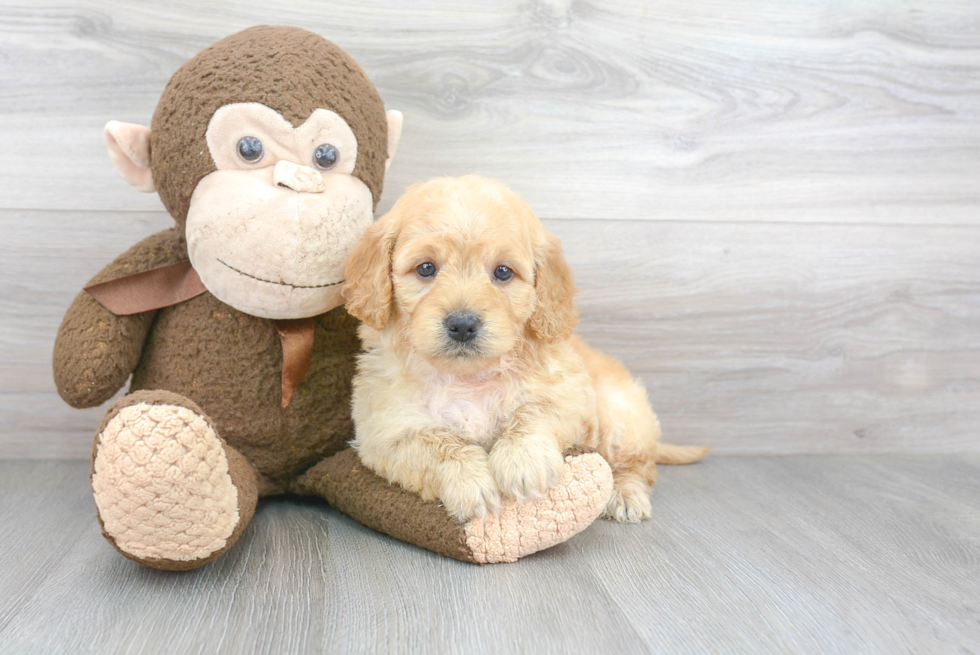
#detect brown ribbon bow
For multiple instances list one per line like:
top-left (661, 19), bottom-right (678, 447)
top-left (85, 260), bottom-right (207, 315)
top-left (84, 260), bottom-right (315, 408)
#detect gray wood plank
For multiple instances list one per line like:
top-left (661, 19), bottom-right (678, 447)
top-left (574, 455), bottom-right (980, 653)
top-left (4, 209), bottom-right (978, 457)
top-left (0, 1), bottom-right (978, 223)
top-left (0, 461), bottom-right (95, 631)
top-left (0, 464), bottom-right (649, 655)
top-left (561, 219), bottom-right (980, 455)
top-left (0, 457), bottom-right (977, 654)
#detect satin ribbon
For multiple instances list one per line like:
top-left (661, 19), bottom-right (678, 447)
top-left (84, 260), bottom-right (207, 315)
top-left (274, 317), bottom-right (316, 408)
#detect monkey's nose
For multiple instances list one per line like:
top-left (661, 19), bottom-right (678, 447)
top-left (274, 160), bottom-right (325, 193)
top-left (445, 311), bottom-right (482, 343)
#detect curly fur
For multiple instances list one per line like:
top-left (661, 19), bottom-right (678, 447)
top-left (344, 175), bottom-right (709, 522)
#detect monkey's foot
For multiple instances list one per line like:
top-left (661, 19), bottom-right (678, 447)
top-left (92, 392), bottom-right (256, 570)
top-left (463, 452), bottom-right (614, 563)
top-left (295, 449), bottom-right (613, 564)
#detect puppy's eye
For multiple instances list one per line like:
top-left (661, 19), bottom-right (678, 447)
top-left (237, 136), bottom-right (264, 163)
top-left (493, 265), bottom-right (514, 282)
top-left (416, 262), bottom-right (437, 278)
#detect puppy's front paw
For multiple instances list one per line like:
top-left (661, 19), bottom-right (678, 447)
top-left (439, 451), bottom-right (502, 521)
top-left (489, 437), bottom-right (566, 503)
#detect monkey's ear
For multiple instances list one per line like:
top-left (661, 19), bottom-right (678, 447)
top-left (528, 232), bottom-right (579, 343)
top-left (385, 110), bottom-right (403, 173)
top-left (343, 214), bottom-right (397, 330)
top-left (104, 121), bottom-right (156, 193)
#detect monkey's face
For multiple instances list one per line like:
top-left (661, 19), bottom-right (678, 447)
top-left (105, 28), bottom-right (401, 320)
top-left (184, 103), bottom-right (374, 319)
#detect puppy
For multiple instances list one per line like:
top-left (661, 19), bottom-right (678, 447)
top-left (343, 175), bottom-right (708, 522)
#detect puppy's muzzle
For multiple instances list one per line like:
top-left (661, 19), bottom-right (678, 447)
top-left (445, 311), bottom-right (481, 344)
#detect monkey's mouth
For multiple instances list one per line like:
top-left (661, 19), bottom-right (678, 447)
top-left (217, 259), bottom-right (344, 289)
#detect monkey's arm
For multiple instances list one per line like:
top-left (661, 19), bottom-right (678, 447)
top-left (53, 227), bottom-right (187, 408)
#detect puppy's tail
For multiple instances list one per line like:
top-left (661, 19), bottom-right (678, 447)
top-left (655, 443), bottom-right (711, 465)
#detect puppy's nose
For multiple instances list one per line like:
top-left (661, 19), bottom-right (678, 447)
top-left (445, 311), bottom-right (482, 343)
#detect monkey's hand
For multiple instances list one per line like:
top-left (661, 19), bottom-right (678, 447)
top-left (53, 228), bottom-right (186, 408)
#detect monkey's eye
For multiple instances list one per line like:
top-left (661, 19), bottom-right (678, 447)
top-left (237, 136), bottom-right (264, 163)
top-left (493, 265), bottom-right (515, 282)
top-left (416, 262), bottom-right (437, 278)
top-left (313, 143), bottom-right (339, 170)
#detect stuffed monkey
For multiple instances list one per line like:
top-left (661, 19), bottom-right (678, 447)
top-left (53, 26), bottom-right (614, 570)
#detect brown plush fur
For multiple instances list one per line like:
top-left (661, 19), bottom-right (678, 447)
top-left (151, 25), bottom-right (389, 223)
top-left (59, 227), bottom-right (362, 487)
top-left (294, 449), bottom-right (478, 563)
top-left (54, 26), bottom-right (387, 485)
top-left (53, 229), bottom-right (185, 408)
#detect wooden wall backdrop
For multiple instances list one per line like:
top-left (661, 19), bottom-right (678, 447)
top-left (1, 0), bottom-right (978, 457)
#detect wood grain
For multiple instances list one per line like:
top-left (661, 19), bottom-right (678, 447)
top-left (4, 209), bottom-right (977, 457)
top-left (1, 457), bottom-right (977, 653)
top-left (575, 455), bottom-right (980, 653)
top-left (559, 218), bottom-right (980, 454)
top-left (3, 3), bottom-right (978, 652)
top-left (0, 461), bottom-right (95, 631)
top-left (1, 2), bottom-right (978, 456)
top-left (0, 0), bottom-right (977, 222)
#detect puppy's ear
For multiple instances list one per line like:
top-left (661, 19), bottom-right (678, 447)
top-left (344, 215), bottom-right (397, 330)
top-left (528, 232), bottom-right (578, 342)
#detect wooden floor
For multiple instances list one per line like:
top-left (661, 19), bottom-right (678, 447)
top-left (1, 3), bottom-right (977, 653)
top-left (2, 456), bottom-right (978, 654)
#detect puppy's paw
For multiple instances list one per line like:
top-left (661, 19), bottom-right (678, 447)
top-left (441, 475), bottom-right (501, 522)
top-left (604, 486), bottom-right (652, 523)
top-left (489, 437), bottom-right (566, 503)
top-left (439, 451), bottom-right (502, 521)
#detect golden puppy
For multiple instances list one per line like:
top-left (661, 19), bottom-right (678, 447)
top-left (343, 175), bottom-right (708, 522)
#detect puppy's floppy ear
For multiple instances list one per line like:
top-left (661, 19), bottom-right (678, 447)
top-left (343, 215), bottom-right (397, 330)
top-left (528, 232), bottom-right (578, 342)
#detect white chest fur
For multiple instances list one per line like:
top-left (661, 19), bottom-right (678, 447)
top-left (416, 365), bottom-right (526, 447)
top-left (353, 329), bottom-right (533, 449)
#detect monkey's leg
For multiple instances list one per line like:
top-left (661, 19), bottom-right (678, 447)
top-left (294, 447), bottom-right (613, 564)
top-left (91, 390), bottom-right (259, 571)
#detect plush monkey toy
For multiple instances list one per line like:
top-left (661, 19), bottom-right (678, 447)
top-left (53, 26), bottom-right (614, 570)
